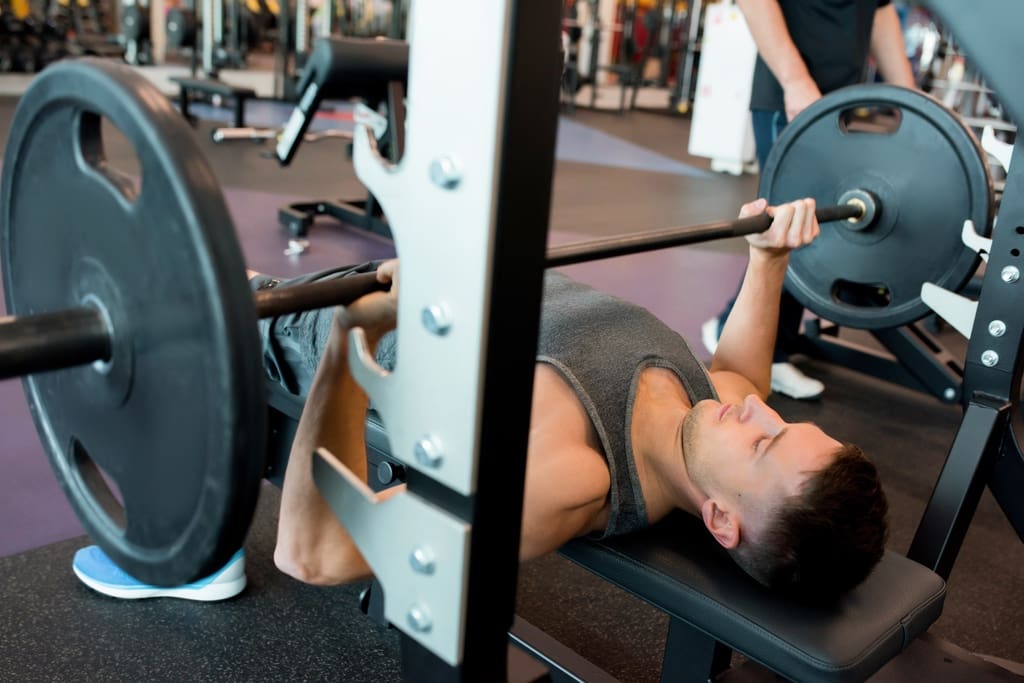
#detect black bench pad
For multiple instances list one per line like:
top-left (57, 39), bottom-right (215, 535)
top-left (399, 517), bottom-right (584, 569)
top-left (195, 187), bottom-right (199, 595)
top-left (267, 398), bottom-right (945, 682)
top-left (301, 36), bottom-right (408, 103)
top-left (560, 513), bottom-right (945, 683)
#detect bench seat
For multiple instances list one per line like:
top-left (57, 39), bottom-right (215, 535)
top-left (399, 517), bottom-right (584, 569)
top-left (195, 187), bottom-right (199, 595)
top-left (561, 514), bottom-right (945, 682)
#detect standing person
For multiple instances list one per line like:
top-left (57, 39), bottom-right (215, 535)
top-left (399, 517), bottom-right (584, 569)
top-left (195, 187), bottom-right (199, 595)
top-left (701, 0), bottom-right (916, 400)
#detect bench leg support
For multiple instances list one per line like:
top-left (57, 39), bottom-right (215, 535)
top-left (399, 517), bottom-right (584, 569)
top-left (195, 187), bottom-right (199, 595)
top-left (661, 617), bottom-right (732, 683)
top-left (233, 97), bottom-right (247, 128)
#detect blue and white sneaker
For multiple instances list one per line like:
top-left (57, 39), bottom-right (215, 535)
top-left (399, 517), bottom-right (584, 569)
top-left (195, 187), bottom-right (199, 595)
top-left (701, 316), bottom-right (722, 355)
top-left (72, 546), bottom-right (247, 601)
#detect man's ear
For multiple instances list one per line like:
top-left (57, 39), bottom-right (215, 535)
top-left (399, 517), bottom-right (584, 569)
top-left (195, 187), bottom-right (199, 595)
top-left (701, 497), bottom-right (740, 549)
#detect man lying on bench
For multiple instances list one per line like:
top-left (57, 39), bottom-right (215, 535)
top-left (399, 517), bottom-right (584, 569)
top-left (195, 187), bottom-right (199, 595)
top-left (72, 197), bottom-right (888, 605)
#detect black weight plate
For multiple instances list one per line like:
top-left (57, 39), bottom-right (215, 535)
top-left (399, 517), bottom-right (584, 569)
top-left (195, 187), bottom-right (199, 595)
top-left (760, 84), bottom-right (993, 330)
top-left (166, 7), bottom-right (197, 49)
top-left (0, 59), bottom-right (265, 585)
top-left (121, 4), bottom-right (149, 42)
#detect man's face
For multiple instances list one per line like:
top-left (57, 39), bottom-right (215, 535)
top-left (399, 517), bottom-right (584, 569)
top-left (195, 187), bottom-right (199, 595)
top-left (682, 395), bottom-right (840, 525)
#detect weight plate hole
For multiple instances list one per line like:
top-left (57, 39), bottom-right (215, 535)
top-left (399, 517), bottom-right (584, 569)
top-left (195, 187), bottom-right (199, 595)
top-left (1013, 248), bottom-right (1021, 258)
top-left (77, 111), bottom-right (142, 204)
top-left (1016, 226), bottom-right (1024, 235)
top-left (72, 438), bottom-right (126, 532)
top-left (839, 105), bottom-right (901, 135)
top-left (831, 280), bottom-right (891, 308)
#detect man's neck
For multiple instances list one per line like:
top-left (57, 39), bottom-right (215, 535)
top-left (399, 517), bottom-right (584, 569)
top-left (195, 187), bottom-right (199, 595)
top-left (632, 372), bottom-right (707, 519)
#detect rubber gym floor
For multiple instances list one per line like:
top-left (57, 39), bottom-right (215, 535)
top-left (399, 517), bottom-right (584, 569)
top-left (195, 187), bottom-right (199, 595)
top-left (0, 84), bottom-right (1022, 681)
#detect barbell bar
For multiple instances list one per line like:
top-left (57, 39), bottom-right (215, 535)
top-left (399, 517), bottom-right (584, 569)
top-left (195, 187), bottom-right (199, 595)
top-left (0, 200), bottom-right (869, 381)
top-left (546, 201), bottom-right (864, 268)
top-left (0, 272), bottom-right (385, 379)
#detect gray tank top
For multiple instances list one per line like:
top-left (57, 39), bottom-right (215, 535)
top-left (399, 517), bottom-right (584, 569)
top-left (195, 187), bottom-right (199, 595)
top-left (537, 272), bottom-right (719, 538)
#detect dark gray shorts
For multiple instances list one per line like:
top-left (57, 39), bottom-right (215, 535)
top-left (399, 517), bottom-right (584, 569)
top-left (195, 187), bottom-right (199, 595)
top-left (251, 261), bottom-right (397, 397)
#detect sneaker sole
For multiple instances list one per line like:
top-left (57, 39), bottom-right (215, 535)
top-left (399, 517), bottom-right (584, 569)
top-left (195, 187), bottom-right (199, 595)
top-left (701, 319), bottom-right (720, 355)
top-left (770, 388), bottom-right (824, 400)
top-left (770, 381), bottom-right (824, 400)
top-left (72, 565), bottom-right (246, 602)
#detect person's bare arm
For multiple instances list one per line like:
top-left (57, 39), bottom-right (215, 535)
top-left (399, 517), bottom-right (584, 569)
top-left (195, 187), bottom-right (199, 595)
top-left (870, 3), bottom-right (916, 88)
top-left (514, 365), bottom-right (614, 560)
top-left (274, 262), bottom-right (399, 585)
top-left (736, 0), bottom-right (821, 121)
top-left (709, 199), bottom-right (819, 398)
top-left (519, 443), bottom-right (610, 559)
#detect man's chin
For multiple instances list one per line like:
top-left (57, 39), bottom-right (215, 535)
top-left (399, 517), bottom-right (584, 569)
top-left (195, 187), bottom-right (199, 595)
top-left (681, 404), bottom-right (704, 465)
top-left (684, 399), bottom-right (714, 432)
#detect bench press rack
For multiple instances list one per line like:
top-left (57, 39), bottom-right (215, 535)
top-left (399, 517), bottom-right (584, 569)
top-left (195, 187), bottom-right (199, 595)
top-left (904, 1), bottom-right (1024, 582)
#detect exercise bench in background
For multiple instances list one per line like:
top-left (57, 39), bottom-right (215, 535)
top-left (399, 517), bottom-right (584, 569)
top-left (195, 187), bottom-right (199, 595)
top-left (272, 36), bottom-right (408, 240)
top-left (171, 75), bottom-right (256, 129)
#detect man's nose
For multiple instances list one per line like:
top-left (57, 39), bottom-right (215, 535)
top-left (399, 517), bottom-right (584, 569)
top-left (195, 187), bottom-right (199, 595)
top-left (739, 394), bottom-right (774, 425)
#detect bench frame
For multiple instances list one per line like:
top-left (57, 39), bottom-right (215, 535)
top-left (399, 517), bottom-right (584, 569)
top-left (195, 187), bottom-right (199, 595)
top-left (170, 76), bottom-right (255, 129)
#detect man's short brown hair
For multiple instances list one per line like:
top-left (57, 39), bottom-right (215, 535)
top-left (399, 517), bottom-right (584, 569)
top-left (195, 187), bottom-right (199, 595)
top-left (728, 443), bottom-right (888, 602)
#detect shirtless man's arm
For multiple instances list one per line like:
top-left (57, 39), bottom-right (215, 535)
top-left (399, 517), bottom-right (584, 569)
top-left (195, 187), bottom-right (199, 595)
top-left (710, 198), bottom-right (818, 400)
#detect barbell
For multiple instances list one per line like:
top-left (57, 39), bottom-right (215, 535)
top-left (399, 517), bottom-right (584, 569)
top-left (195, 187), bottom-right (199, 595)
top-left (0, 60), bottom-right (991, 585)
top-left (0, 197), bottom-right (869, 381)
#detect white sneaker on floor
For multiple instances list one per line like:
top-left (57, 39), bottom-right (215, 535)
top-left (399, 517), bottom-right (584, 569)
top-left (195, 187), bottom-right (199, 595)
top-left (770, 362), bottom-right (824, 400)
top-left (701, 317), bottom-right (721, 355)
top-left (73, 546), bottom-right (247, 601)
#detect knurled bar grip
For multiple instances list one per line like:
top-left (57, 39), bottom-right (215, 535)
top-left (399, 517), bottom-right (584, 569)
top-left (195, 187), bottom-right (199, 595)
top-left (252, 271), bottom-right (387, 318)
top-left (545, 203), bottom-right (862, 268)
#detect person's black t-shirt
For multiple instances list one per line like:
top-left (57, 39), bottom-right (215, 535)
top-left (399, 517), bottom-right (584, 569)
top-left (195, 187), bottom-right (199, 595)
top-left (748, 0), bottom-right (890, 111)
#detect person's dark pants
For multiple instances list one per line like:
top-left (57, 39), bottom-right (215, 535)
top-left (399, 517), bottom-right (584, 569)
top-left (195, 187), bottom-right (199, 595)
top-left (250, 260), bottom-right (396, 398)
top-left (714, 109), bottom-right (806, 364)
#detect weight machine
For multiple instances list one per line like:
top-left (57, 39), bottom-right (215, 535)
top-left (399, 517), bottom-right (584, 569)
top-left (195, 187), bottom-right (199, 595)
top-left (165, 0), bottom-right (249, 75)
top-left (273, 35), bottom-right (407, 239)
top-left (561, 0), bottom-right (640, 115)
top-left (119, 0), bottom-right (152, 64)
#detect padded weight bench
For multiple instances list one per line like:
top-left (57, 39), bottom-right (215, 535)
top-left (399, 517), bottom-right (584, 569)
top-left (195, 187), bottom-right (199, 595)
top-left (170, 76), bottom-right (257, 129)
top-left (560, 518), bottom-right (945, 682)
top-left (264, 386), bottom-right (946, 682)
